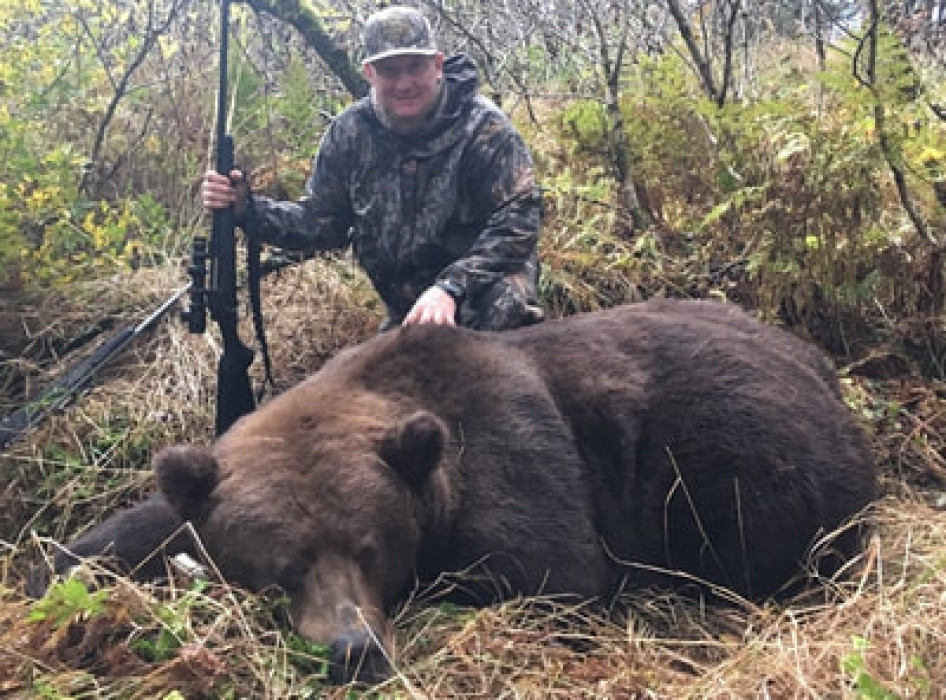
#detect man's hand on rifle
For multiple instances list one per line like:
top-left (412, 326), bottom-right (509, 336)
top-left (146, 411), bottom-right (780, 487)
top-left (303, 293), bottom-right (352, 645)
top-left (202, 169), bottom-right (249, 217)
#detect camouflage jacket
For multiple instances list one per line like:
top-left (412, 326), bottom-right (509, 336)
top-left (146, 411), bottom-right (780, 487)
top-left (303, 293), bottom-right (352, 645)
top-left (241, 54), bottom-right (543, 330)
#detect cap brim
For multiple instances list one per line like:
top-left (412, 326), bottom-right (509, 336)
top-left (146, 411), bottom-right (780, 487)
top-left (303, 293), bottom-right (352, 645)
top-left (362, 48), bottom-right (438, 66)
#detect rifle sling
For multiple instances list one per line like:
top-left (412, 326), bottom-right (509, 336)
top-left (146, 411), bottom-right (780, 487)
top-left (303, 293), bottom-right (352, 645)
top-left (247, 236), bottom-right (275, 396)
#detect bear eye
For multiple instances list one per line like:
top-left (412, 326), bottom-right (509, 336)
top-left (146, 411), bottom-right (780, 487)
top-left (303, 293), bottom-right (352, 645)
top-left (356, 536), bottom-right (379, 568)
top-left (276, 562), bottom-right (309, 592)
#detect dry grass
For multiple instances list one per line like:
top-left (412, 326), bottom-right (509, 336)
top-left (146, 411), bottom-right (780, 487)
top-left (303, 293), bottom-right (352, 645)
top-left (1, 262), bottom-right (945, 698)
top-left (382, 495), bottom-right (945, 699)
top-left (3, 496), bottom-right (944, 698)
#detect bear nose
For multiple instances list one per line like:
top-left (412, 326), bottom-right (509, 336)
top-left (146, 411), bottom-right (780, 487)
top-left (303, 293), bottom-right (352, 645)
top-left (328, 630), bottom-right (390, 684)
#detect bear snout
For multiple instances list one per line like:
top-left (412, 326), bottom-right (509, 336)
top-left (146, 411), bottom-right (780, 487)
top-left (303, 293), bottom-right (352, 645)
top-left (291, 566), bottom-right (395, 685)
top-left (328, 629), bottom-right (391, 684)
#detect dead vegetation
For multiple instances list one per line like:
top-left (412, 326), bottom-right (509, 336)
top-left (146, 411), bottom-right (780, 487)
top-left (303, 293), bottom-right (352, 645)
top-left (1, 259), bottom-right (945, 698)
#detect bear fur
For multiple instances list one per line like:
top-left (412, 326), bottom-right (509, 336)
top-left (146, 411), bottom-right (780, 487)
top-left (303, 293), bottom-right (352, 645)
top-left (25, 493), bottom-right (193, 599)
top-left (35, 299), bottom-right (878, 683)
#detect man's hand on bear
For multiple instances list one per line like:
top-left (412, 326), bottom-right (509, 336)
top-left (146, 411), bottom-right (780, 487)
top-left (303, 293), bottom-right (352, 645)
top-left (402, 285), bottom-right (457, 327)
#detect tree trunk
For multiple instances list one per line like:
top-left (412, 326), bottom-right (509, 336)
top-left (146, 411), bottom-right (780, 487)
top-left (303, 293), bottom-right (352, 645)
top-left (603, 82), bottom-right (649, 232)
top-left (586, 2), bottom-right (650, 232)
top-left (666, 0), bottom-right (720, 103)
top-left (868, 0), bottom-right (942, 312)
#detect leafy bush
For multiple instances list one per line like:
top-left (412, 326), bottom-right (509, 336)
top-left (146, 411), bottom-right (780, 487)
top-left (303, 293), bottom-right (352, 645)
top-left (0, 0), bottom-right (181, 289)
top-left (607, 40), bottom-right (945, 358)
top-left (555, 100), bottom-right (609, 158)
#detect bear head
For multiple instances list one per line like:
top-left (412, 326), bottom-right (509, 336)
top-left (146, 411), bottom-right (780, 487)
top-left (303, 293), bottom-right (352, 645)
top-left (154, 388), bottom-right (455, 684)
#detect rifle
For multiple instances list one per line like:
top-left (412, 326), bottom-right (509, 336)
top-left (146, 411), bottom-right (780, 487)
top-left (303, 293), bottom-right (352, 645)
top-left (0, 286), bottom-right (189, 450)
top-left (4, 0), bottom-right (271, 448)
top-left (181, 0), bottom-right (256, 436)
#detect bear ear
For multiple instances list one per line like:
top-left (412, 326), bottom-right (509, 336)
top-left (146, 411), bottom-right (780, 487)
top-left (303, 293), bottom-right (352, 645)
top-left (379, 410), bottom-right (447, 488)
top-left (153, 445), bottom-right (219, 521)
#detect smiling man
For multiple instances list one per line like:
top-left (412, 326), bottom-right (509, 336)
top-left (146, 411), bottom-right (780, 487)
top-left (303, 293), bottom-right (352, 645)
top-left (361, 11), bottom-right (444, 135)
top-left (202, 5), bottom-right (543, 331)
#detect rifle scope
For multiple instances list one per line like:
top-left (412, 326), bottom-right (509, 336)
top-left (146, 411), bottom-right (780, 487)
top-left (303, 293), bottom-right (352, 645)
top-left (182, 236), bottom-right (208, 334)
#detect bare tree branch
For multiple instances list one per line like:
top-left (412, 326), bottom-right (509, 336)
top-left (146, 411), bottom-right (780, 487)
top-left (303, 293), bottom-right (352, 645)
top-left (715, 0), bottom-right (741, 106)
top-left (81, 0), bottom-right (187, 196)
top-left (244, 0), bottom-right (368, 99)
top-left (665, 0), bottom-right (722, 103)
top-left (864, 0), bottom-right (942, 311)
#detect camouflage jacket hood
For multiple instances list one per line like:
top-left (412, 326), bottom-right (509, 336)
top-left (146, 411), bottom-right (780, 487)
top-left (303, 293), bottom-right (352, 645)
top-left (242, 53), bottom-right (542, 327)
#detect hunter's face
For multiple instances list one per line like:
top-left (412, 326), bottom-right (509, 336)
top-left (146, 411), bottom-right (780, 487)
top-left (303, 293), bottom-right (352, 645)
top-left (365, 53), bottom-right (443, 131)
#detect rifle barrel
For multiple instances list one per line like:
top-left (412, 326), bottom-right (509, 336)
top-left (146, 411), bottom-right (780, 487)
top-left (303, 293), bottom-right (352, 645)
top-left (207, 0), bottom-right (255, 436)
top-left (0, 285), bottom-right (190, 450)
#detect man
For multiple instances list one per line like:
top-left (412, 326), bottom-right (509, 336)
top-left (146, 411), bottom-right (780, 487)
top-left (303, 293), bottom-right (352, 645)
top-left (202, 5), bottom-right (543, 331)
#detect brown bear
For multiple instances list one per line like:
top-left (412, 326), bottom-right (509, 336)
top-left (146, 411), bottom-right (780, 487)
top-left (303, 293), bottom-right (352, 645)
top-left (146, 298), bottom-right (875, 683)
top-left (29, 299), bottom-right (876, 683)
